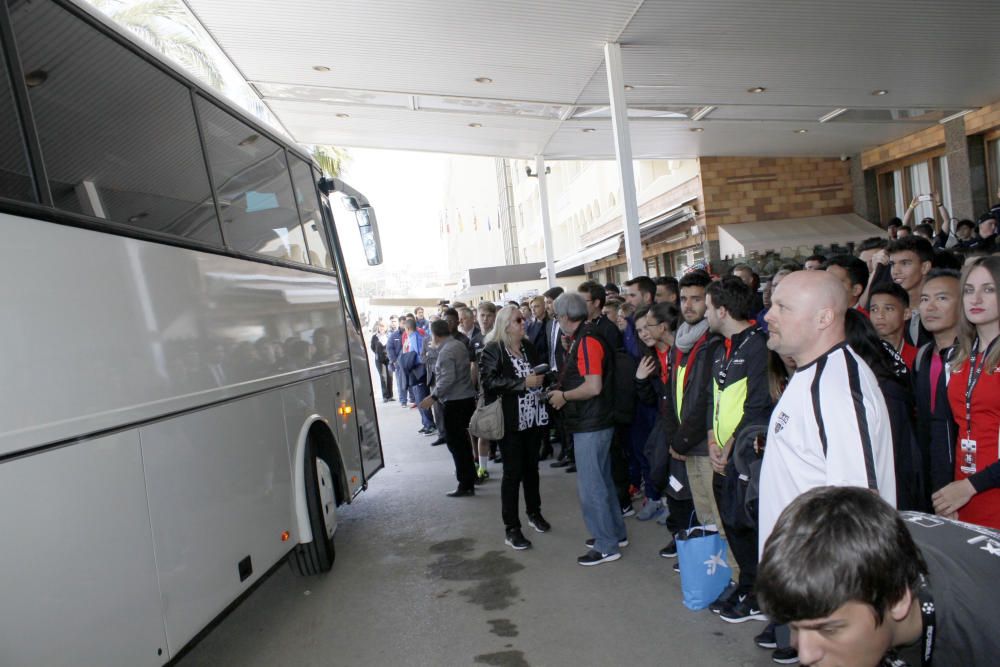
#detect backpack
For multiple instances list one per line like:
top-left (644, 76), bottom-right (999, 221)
top-left (585, 327), bottom-right (636, 425)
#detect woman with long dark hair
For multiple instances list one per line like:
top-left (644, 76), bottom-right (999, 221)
top-left (479, 305), bottom-right (551, 550)
top-left (933, 256), bottom-right (1000, 528)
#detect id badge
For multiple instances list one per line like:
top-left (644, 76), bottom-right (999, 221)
top-left (960, 438), bottom-right (977, 475)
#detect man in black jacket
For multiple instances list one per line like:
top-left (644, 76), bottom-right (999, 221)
top-left (913, 269), bottom-right (961, 503)
top-left (664, 271), bottom-right (727, 561)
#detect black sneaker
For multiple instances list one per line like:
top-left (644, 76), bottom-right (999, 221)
top-left (527, 513), bottom-right (551, 533)
top-left (658, 539), bottom-right (677, 558)
top-left (720, 595), bottom-right (767, 623)
top-left (771, 647), bottom-right (799, 664)
top-left (755, 623), bottom-right (778, 649)
top-left (504, 528), bottom-right (532, 551)
top-left (577, 549), bottom-right (621, 566)
top-left (621, 504), bottom-right (636, 518)
top-left (585, 537), bottom-right (629, 548)
top-left (708, 580), bottom-right (738, 614)
top-left (564, 464), bottom-right (577, 473)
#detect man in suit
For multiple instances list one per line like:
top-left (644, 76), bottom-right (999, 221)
top-left (525, 295), bottom-right (550, 364)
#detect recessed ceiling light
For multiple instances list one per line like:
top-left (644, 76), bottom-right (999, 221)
top-left (313, 65), bottom-right (331, 72)
top-left (624, 85), bottom-right (634, 91)
top-left (238, 134), bottom-right (259, 146)
top-left (475, 77), bottom-right (493, 84)
top-left (748, 86), bottom-right (766, 94)
top-left (468, 123), bottom-right (482, 128)
top-left (582, 128), bottom-right (596, 133)
top-left (794, 129), bottom-right (808, 134)
top-left (872, 89), bottom-right (888, 96)
top-left (335, 113), bottom-right (350, 118)
top-left (24, 69), bottom-right (48, 88)
top-left (690, 127), bottom-right (704, 133)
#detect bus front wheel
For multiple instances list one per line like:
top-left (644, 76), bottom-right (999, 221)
top-left (289, 438), bottom-right (337, 575)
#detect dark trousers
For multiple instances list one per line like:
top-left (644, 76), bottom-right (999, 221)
top-left (713, 469), bottom-right (758, 596)
top-left (444, 397), bottom-right (477, 490)
top-left (612, 425), bottom-right (631, 509)
top-left (665, 496), bottom-right (697, 537)
top-left (376, 361), bottom-right (393, 400)
top-left (499, 427), bottom-right (542, 529)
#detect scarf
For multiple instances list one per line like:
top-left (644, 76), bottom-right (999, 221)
top-left (674, 319), bottom-right (710, 353)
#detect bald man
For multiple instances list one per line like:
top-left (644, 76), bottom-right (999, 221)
top-left (760, 270), bottom-right (897, 558)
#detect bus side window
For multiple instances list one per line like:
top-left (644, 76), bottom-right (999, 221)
top-left (288, 156), bottom-right (333, 270)
top-left (0, 39), bottom-right (34, 203)
top-left (196, 97), bottom-right (307, 264)
top-left (10, 0), bottom-right (220, 244)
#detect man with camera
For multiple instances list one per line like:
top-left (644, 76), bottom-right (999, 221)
top-left (547, 292), bottom-right (627, 566)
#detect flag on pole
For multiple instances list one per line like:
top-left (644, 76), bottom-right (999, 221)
top-left (457, 209), bottom-right (464, 233)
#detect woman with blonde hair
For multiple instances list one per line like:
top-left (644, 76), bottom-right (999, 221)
top-left (933, 256), bottom-right (1000, 528)
top-left (479, 305), bottom-right (551, 550)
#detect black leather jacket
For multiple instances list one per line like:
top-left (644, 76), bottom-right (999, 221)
top-left (479, 339), bottom-right (545, 434)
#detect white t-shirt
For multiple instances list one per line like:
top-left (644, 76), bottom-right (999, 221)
top-left (758, 343), bottom-right (897, 556)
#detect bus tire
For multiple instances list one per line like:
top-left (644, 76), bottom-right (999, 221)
top-left (289, 438), bottom-right (337, 576)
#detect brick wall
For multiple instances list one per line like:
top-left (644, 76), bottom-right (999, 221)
top-left (860, 126), bottom-right (946, 170)
top-left (699, 156), bottom-right (853, 230)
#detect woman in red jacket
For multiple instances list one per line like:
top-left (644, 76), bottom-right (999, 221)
top-left (934, 256), bottom-right (1000, 529)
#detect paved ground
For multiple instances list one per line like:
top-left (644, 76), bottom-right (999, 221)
top-left (176, 394), bottom-right (775, 667)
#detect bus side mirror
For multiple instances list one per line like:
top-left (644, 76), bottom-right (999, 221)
top-left (356, 206), bottom-right (382, 266)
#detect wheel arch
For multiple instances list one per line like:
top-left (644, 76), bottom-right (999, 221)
top-left (292, 415), bottom-right (348, 545)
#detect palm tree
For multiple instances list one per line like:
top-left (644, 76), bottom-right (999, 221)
top-left (311, 145), bottom-right (350, 178)
top-left (91, 0), bottom-right (224, 90)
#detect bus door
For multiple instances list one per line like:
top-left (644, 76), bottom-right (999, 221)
top-left (320, 189), bottom-right (384, 484)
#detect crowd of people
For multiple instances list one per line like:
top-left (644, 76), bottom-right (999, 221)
top-left (367, 204), bottom-right (1000, 666)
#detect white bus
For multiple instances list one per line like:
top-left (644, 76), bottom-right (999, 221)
top-left (0, 1), bottom-right (384, 664)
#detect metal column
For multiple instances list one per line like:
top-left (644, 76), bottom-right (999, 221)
top-left (536, 156), bottom-right (557, 288)
top-left (604, 42), bottom-right (643, 278)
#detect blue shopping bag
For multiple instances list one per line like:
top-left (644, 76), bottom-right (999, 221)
top-left (676, 526), bottom-right (731, 611)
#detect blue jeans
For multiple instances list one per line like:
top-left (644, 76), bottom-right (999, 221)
top-left (573, 427), bottom-right (626, 555)
top-left (394, 365), bottom-right (407, 405)
top-left (409, 383), bottom-right (435, 429)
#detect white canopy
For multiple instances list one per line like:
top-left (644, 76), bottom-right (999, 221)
top-left (718, 214), bottom-right (885, 259)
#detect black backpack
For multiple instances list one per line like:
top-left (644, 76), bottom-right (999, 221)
top-left (584, 326), bottom-right (636, 425)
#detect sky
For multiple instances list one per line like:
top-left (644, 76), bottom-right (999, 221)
top-left (335, 148), bottom-right (452, 280)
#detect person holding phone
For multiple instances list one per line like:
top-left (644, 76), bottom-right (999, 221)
top-left (479, 305), bottom-right (552, 550)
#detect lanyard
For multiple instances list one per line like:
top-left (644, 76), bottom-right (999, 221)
top-left (717, 328), bottom-right (758, 388)
top-left (915, 574), bottom-right (936, 667)
top-left (881, 574), bottom-right (935, 667)
top-left (964, 336), bottom-right (998, 439)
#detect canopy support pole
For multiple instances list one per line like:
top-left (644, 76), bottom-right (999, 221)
top-left (604, 42), bottom-right (643, 279)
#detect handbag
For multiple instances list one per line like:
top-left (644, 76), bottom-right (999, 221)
top-left (676, 521), bottom-right (732, 611)
top-left (468, 394), bottom-right (504, 441)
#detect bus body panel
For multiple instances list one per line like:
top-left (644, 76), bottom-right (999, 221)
top-left (0, 211), bottom-right (351, 459)
top-left (140, 392), bottom-right (294, 656)
top-left (281, 372), bottom-right (365, 501)
top-left (0, 431), bottom-right (166, 667)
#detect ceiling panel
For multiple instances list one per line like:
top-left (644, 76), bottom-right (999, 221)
top-left (543, 120), bottom-right (930, 160)
top-left (182, 0), bottom-right (1000, 160)
top-left (268, 100), bottom-right (560, 158)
